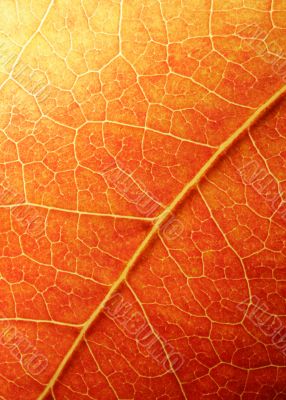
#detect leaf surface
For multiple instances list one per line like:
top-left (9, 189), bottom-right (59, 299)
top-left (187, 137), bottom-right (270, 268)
top-left (0, 1), bottom-right (286, 399)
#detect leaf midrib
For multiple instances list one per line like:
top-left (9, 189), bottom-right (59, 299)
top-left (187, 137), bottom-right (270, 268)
top-left (37, 84), bottom-right (286, 400)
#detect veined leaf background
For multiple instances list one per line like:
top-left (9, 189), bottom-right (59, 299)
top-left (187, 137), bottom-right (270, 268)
top-left (0, 0), bottom-right (286, 399)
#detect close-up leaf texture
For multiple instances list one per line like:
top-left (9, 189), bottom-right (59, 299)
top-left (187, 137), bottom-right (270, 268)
top-left (0, 0), bottom-right (286, 399)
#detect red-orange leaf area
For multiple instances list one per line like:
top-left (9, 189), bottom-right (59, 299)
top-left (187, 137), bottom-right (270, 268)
top-left (0, 1), bottom-right (286, 399)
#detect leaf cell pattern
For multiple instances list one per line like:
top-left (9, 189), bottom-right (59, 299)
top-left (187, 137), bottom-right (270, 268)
top-left (0, 1), bottom-right (286, 399)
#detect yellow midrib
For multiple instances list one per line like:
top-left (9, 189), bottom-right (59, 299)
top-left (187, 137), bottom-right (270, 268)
top-left (37, 83), bottom-right (286, 400)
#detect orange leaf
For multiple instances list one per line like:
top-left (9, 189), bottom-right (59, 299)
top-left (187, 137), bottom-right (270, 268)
top-left (0, 1), bottom-right (286, 399)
